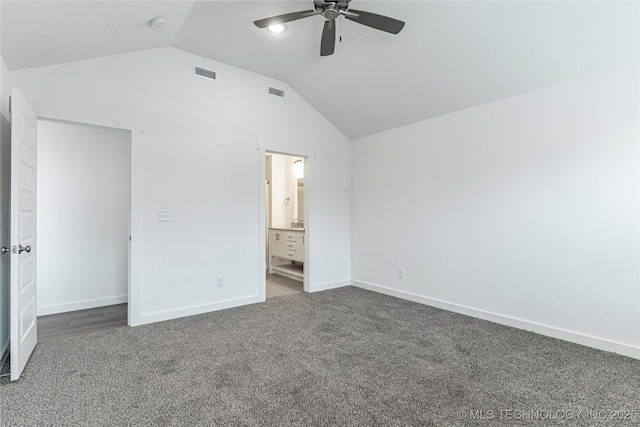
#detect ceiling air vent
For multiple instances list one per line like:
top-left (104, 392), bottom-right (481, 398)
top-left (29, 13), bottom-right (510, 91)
top-left (194, 66), bottom-right (216, 81)
top-left (269, 87), bottom-right (285, 98)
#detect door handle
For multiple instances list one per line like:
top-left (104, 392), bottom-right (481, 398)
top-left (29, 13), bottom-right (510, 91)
top-left (18, 245), bottom-right (31, 254)
top-left (1, 246), bottom-right (9, 255)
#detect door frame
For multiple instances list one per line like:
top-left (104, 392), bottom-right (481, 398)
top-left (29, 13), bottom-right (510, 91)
top-left (257, 138), bottom-right (315, 300)
top-left (28, 99), bottom-right (143, 326)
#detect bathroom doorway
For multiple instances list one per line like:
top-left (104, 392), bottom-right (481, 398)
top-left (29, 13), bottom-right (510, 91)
top-left (265, 153), bottom-right (306, 298)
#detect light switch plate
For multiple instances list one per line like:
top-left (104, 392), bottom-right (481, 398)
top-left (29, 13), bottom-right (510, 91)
top-left (158, 210), bottom-right (171, 222)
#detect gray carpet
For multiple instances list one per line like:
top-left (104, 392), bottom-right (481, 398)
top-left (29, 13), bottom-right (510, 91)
top-left (1, 286), bottom-right (638, 426)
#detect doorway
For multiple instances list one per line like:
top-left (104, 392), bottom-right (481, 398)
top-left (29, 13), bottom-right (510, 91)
top-left (265, 153), bottom-right (306, 298)
top-left (36, 119), bottom-right (130, 339)
top-left (258, 139), bottom-right (315, 300)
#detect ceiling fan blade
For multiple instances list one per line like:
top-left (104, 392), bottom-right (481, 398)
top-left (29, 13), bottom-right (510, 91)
top-left (320, 20), bottom-right (336, 56)
top-left (254, 10), bottom-right (318, 28)
top-left (344, 9), bottom-right (405, 34)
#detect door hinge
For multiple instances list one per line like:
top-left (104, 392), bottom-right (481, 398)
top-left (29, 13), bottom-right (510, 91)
top-left (8, 96), bottom-right (11, 114)
top-left (129, 235), bottom-right (131, 241)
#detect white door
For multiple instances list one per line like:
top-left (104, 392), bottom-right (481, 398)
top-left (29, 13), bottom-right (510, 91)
top-left (9, 89), bottom-right (38, 381)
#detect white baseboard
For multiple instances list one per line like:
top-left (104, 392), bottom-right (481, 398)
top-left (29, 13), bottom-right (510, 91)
top-left (139, 295), bottom-right (263, 325)
top-left (352, 280), bottom-right (640, 360)
top-left (38, 295), bottom-right (128, 316)
top-left (310, 279), bottom-right (350, 293)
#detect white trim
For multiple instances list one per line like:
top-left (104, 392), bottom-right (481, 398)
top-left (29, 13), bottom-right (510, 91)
top-left (37, 295), bottom-right (127, 316)
top-left (139, 295), bottom-right (262, 325)
top-left (310, 280), bottom-right (350, 293)
top-left (257, 138), bottom-right (316, 299)
top-left (257, 138), bottom-right (317, 158)
top-left (352, 280), bottom-right (640, 360)
top-left (28, 99), bottom-right (143, 327)
top-left (30, 99), bottom-right (143, 131)
top-left (128, 128), bottom-right (143, 326)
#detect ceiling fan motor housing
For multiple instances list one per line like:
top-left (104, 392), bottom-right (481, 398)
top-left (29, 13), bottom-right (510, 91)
top-left (314, 1), bottom-right (351, 20)
top-left (323, 6), bottom-right (340, 20)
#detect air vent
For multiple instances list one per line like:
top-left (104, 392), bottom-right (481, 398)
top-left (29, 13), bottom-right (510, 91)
top-left (269, 87), bottom-right (285, 98)
top-left (194, 66), bottom-right (216, 81)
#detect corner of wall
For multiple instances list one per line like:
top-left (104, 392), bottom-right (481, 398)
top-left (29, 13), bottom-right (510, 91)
top-left (1, 56), bottom-right (10, 121)
top-left (350, 66), bottom-right (639, 358)
top-left (0, 53), bottom-right (11, 364)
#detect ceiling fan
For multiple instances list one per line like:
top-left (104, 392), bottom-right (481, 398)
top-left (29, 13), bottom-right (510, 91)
top-left (254, 1), bottom-right (405, 56)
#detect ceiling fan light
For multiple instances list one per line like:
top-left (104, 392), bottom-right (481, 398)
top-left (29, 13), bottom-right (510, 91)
top-left (268, 24), bottom-right (286, 33)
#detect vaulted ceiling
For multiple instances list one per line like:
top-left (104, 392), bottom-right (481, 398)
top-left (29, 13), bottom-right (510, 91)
top-left (2, 1), bottom-right (638, 139)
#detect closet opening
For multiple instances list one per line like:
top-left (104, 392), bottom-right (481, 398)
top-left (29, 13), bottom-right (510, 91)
top-left (36, 119), bottom-right (131, 341)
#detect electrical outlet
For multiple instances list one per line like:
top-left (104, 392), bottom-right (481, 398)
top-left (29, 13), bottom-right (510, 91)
top-left (397, 268), bottom-right (404, 279)
top-left (158, 210), bottom-right (171, 222)
top-left (217, 276), bottom-right (224, 287)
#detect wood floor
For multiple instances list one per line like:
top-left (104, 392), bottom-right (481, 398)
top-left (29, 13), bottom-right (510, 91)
top-left (37, 303), bottom-right (128, 342)
top-left (266, 273), bottom-right (303, 298)
top-left (35, 277), bottom-right (300, 343)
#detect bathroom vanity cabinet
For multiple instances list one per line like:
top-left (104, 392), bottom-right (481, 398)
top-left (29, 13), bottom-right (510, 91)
top-left (269, 228), bottom-right (305, 281)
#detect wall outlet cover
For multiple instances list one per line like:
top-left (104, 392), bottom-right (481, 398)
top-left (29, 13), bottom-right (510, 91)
top-left (158, 210), bottom-right (171, 222)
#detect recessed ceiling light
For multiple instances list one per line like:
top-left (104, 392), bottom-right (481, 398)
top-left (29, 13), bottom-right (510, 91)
top-left (149, 16), bottom-right (167, 29)
top-left (268, 24), bottom-right (286, 34)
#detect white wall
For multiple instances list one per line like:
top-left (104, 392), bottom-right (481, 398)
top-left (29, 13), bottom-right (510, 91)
top-left (269, 154), bottom-right (287, 229)
top-left (0, 53), bottom-right (11, 363)
top-left (12, 47), bottom-right (352, 324)
top-left (351, 65), bottom-right (639, 358)
top-left (37, 120), bottom-right (130, 315)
